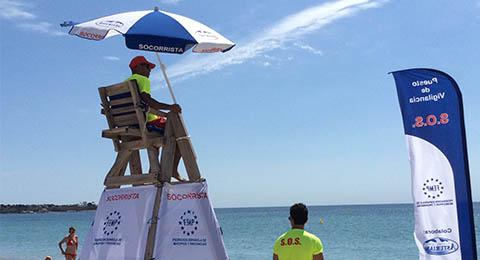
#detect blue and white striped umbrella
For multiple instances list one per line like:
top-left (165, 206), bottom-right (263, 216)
top-left (62, 7), bottom-right (235, 103)
top-left (64, 7), bottom-right (235, 54)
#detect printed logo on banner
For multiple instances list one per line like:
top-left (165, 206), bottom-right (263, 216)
top-left (422, 178), bottom-right (444, 199)
top-left (171, 209), bottom-right (207, 247)
top-left (416, 176), bottom-right (454, 209)
top-left (423, 237), bottom-right (459, 255)
top-left (103, 211), bottom-right (122, 236)
top-left (178, 210), bottom-right (199, 236)
top-left (92, 210), bottom-right (124, 246)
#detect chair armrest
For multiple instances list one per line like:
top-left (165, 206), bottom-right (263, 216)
top-left (147, 108), bottom-right (168, 117)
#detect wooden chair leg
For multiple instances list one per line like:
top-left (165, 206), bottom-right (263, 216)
top-left (170, 113), bottom-right (201, 181)
top-left (129, 150), bottom-right (143, 186)
top-left (129, 150), bottom-right (143, 175)
top-left (104, 150), bottom-right (132, 188)
top-left (159, 120), bottom-right (176, 182)
top-left (147, 147), bottom-right (161, 174)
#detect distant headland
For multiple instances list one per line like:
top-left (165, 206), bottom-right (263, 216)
top-left (0, 202), bottom-right (97, 214)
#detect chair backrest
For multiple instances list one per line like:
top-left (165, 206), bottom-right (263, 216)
top-left (99, 80), bottom-right (151, 152)
top-left (99, 80), bottom-right (146, 130)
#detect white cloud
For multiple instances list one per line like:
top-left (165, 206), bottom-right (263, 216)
top-left (1, 0), bottom-right (66, 36)
top-left (0, 0), bottom-right (35, 20)
top-left (18, 22), bottom-right (65, 36)
top-left (103, 56), bottom-right (120, 61)
top-left (151, 0), bottom-right (386, 84)
top-left (294, 43), bottom-right (323, 55)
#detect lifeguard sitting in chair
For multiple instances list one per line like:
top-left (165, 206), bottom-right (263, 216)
top-left (126, 56), bottom-right (185, 182)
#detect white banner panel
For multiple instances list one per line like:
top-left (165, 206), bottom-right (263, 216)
top-left (80, 185), bottom-right (157, 260)
top-left (153, 182), bottom-right (228, 260)
top-left (408, 135), bottom-right (461, 259)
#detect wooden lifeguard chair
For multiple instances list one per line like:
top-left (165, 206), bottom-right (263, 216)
top-left (99, 80), bottom-right (202, 187)
top-left (98, 80), bottom-right (204, 259)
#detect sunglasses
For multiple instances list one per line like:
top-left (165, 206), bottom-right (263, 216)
top-left (141, 63), bottom-right (151, 69)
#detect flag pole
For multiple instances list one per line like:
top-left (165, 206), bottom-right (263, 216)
top-left (155, 52), bottom-right (177, 104)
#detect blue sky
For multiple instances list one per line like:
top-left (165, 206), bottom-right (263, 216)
top-left (1, 0), bottom-right (479, 208)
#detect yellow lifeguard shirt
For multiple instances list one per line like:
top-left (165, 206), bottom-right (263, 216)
top-left (273, 229), bottom-right (323, 260)
top-left (125, 74), bottom-right (158, 122)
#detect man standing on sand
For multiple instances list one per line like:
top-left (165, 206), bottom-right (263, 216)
top-left (126, 56), bottom-right (186, 182)
top-left (273, 203), bottom-right (324, 260)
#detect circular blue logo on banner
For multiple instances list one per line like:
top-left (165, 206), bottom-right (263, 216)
top-left (103, 211), bottom-right (121, 236)
top-left (178, 210), bottom-right (199, 236)
top-left (422, 178), bottom-right (444, 199)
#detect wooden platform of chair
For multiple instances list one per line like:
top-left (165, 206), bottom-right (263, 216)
top-left (99, 80), bottom-right (204, 259)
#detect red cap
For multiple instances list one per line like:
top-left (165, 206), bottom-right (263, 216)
top-left (129, 56), bottom-right (156, 69)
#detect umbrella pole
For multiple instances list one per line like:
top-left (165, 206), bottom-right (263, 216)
top-left (155, 52), bottom-right (178, 104)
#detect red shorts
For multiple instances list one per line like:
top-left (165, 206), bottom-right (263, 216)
top-left (147, 117), bottom-right (166, 128)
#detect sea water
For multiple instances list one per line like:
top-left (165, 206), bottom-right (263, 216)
top-left (1, 203), bottom-right (479, 260)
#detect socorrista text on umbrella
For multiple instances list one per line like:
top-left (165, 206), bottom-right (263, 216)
top-left (139, 44), bottom-right (184, 53)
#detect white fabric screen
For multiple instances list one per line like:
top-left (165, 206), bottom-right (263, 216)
top-left (79, 185), bottom-right (157, 260)
top-left (153, 182), bottom-right (228, 260)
